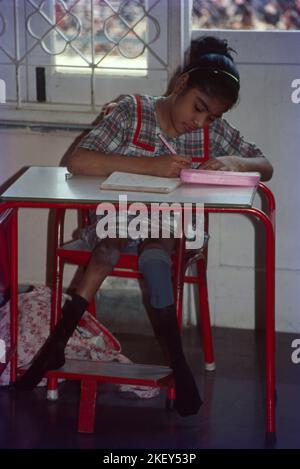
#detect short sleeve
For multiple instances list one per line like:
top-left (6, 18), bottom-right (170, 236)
top-left (210, 118), bottom-right (265, 159)
top-left (79, 96), bottom-right (134, 154)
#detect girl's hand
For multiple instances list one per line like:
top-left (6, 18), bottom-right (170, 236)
top-left (200, 156), bottom-right (246, 172)
top-left (153, 155), bottom-right (192, 178)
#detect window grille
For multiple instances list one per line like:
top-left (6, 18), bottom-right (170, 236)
top-left (0, 0), bottom-right (170, 113)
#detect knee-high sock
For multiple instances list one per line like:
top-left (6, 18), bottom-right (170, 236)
top-left (151, 304), bottom-right (202, 417)
top-left (139, 248), bottom-right (202, 415)
top-left (14, 293), bottom-right (88, 391)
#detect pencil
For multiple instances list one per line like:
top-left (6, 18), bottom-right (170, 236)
top-left (157, 133), bottom-right (177, 155)
top-left (158, 132), bottom-right (199, 166)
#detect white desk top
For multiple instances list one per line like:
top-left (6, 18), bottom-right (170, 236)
top-left (1, 166), bottom-right (257, 208)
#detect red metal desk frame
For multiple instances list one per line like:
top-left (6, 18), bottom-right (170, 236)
top-left (0, 181), bottom-right (275, 435)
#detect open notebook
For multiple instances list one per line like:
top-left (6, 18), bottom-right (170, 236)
top-left (100, 171), bottom-right (181, 194)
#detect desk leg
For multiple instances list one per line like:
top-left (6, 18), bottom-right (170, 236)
top-left (250, 208), bottom-right (276, 437)
top-left (264, 214), bottom-right (276, 437)
top-left (10, 209), bottom-right (18, 383)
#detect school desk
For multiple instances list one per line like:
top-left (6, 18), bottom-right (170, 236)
top-left (0, 166), bottom-right (275, 437)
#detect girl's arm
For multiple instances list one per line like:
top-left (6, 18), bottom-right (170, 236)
top-left (200, 155), bottom-right (273, 181)
top-left (205, 119), bottom-right (273, 181)
top-left (68, 147), bottom-right (191, 178)
top-left (68, 148), bottom-right (153, 177)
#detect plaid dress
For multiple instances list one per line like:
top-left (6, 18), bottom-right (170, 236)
top-left (79, 94), bottom-right (264, 160)
top-left (78, 94), bottom-right (265, 249)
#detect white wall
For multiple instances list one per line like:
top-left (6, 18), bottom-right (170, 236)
top-left (1, 32), bottom-right (300, 333)
top-left (211, 62), bottom-right (300, 333)
top-left (0, 127), bottom-right (79, 290)
top-left (192, 30), bottom-right (300, 333)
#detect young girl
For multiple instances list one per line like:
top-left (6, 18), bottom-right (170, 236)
top-left (15, 36), bottom-right (273, 417)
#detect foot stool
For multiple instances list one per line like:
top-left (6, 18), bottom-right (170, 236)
top-left (47, 359), bottom-right (174, 433)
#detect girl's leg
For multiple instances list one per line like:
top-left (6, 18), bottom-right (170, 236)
top-left (76, 238), bottom-right (129, 302)
top-left (138, 238), bottom-right (202, 416)
top-left (15, 238), bottom-right (129, 390)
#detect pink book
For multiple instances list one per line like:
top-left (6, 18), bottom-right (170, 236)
top-left (180, 169), bottom-right (260, 187)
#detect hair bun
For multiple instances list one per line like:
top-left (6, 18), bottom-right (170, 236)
top-left (190, 36), bottom-right (236, 64)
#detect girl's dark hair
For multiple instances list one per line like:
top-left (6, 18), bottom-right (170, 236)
top-left (167, 36), bottom-right (240, 107)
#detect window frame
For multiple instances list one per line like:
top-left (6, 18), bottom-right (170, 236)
top-left (0, 0), bottom-right (191, 127)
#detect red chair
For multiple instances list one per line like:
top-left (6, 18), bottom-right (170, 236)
top-left (42, 125), bottom-right (215, 432)
top-left (47, 125), bottom-right (215, 407)
top-left (50, 127), bottom-right (216, 371)
top-left (46, 207), bottom-right (214, 421)
top-left (50, 207), bottom-right (214, 369)
top-left (44, 200), bottom-right (215, 433)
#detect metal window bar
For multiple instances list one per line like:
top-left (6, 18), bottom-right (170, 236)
top-left (0, 0), bottom-right (167, 110)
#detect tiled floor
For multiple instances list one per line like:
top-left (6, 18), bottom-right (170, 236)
top-left (0, 326), bottom-right (299, 449)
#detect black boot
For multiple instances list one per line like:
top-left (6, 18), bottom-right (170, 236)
top-left (14, 293), bottom-right (88, 391)
top-left (152, 304), bottom-right (202, 417)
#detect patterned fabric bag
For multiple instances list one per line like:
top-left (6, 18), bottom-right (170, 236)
top-left (0, 286), bottom-right (159, 398)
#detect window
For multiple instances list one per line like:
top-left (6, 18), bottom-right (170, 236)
top-left (192, 0), bottom-right (300, 31)
top-left (54, 0), bottom-right (150, 76)
top-left (192, 0), bottom-right (300, 66)
top-left (4, 0), bottom-right (297, 126)
top-left (0, 0), bottom-right (186, 124)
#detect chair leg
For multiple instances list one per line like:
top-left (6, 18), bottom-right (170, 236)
top-left (55, 258), bottom-right (65, 322)
top-left (50, 253), bottom-right (59, 332)
top-left (197, 261), bottom-right (216, 371)
top-left (78, 379), bottom-right (97, 433)
top-left (47, 376), bottom-right (59, 400)
top-left (48, 258), bottom-right (65, 397)
top-left (173, 238), bottom-right (185, 332)
top-left (174, 277), bottom-right (185, 333)
top-left (166, 385), bottom-right (176, 410)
